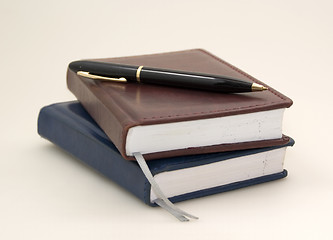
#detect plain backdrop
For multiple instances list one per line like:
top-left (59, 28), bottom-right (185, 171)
top-left (1, 0), bottom-right (332, 239)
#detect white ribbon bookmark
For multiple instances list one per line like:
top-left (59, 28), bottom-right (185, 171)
top-left (133, 152), bottom-right (199, 222)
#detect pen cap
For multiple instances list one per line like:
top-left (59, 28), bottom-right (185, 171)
top-left (69, 61), bottom-right (138, 80)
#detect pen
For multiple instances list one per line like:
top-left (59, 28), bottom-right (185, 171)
top-left (69, 60), bottom-right (268, 93)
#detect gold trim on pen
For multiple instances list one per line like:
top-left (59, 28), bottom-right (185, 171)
top-left (136, 66), bottom-right (143, 83)
top-left (251, 83), bottom-right (268, 91)
top-left (77, 71), bottom-right (127, 82)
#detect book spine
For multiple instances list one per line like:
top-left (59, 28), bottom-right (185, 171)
top-left (37, 105), bottom-right (150, 205)
top-left (67, 69), bottom-right (132, 160)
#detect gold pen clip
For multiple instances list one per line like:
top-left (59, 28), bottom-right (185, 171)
top-left (77, 71), bottom-right (127, 82)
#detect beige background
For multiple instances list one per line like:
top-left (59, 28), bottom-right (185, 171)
top-left (1, 0), bottom-right (332, 239)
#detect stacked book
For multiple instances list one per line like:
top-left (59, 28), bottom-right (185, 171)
top-left (38, 49), bottom-right (294, 221)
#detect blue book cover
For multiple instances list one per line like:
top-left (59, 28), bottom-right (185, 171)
top-left (37, 101), bottom-right (294, 206)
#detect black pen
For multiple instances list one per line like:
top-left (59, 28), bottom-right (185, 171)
top-left (69, 60), bottom-right (268, 93)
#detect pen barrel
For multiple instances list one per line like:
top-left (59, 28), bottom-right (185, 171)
top-left (140, 68), bottom-right (253, 93)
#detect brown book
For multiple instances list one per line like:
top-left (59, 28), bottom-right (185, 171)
top-left (67, 49), bottom-right (292, 161)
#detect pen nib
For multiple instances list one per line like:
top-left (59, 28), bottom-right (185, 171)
top-left (251, 83), bottom-right (268, 91)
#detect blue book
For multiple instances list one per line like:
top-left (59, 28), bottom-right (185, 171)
top-left (37, 101), bottom-right (294, 207)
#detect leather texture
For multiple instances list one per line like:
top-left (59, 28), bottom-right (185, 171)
top-left (37, 102), bottom-right (294, 205)
top-left (67, 49), bottom-right (293, 160)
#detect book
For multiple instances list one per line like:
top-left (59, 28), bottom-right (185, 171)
top-left (67, 49), bottom-right (293, 161)
top-left (37, 101), bottom-right (294, 206)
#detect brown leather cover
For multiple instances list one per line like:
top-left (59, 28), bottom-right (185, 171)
top-left (67, 49), bottom-right (293, 160)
